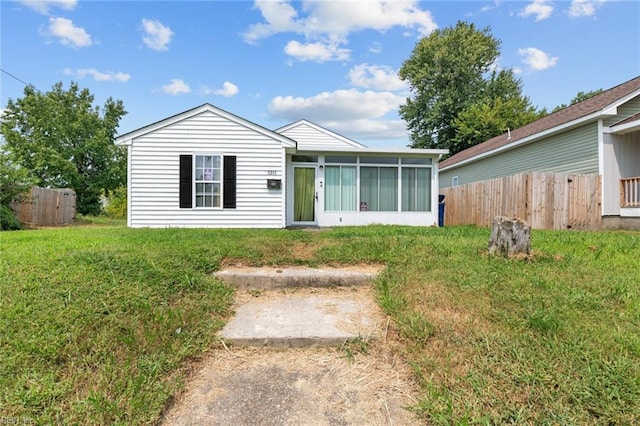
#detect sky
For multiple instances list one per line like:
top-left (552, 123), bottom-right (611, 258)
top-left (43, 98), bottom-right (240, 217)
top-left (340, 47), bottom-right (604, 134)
top-left (1, 0), bottom-right (639, 148)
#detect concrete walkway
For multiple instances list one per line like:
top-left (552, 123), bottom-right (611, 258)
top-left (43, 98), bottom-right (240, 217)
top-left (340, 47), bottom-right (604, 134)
top-left (161, 266), bottom-right (421, 425)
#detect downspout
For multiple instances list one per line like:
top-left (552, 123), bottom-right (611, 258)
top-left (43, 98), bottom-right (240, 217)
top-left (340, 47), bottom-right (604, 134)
top-left (127, 142), bottom-right (132, 228)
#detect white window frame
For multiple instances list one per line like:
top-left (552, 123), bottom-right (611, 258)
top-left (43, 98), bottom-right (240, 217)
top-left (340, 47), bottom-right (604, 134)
top-left (452, 176), bottom-right (459, 187)
top-left (194, 153), bottom-right (222, 209)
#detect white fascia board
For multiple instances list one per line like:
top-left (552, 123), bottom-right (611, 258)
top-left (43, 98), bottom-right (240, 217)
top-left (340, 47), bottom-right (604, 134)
top-left (295, 147), bottom-right (449, 156)
top-left (604, 119), bottom-right (640, 135)
top-left (603, 88), bottom-right (640, 114)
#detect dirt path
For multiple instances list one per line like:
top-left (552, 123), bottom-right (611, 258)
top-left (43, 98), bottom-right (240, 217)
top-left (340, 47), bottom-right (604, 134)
top-left (161, 286), bottom-right (422, 425)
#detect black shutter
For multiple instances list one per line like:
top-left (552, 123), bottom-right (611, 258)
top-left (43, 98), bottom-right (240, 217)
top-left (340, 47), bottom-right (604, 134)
top-left (179, 155), bottom-right (192, 208)
top-left (223, 156), bottom-right (236, 209)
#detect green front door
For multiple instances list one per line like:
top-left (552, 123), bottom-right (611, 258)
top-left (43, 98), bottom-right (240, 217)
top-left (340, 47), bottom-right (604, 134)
top-left (294, 167), bottom-right (316, 222)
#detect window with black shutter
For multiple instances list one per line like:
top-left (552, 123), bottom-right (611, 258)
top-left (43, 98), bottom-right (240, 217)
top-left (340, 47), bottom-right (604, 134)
top-left (179, 155), bottom-right (193, 208)
top-left (223, 156), bottom-right (236, 209)
top-left (179, 154), bottom-right (236, 209)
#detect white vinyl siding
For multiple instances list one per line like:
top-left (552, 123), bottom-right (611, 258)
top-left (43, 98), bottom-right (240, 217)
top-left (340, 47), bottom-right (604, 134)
top-left (603, 131), bottom-right (640, 214)
top-left (279, 122), bottom-right (364, 150)
top-left (440, 123), bottom-right (599, 188)
top-left (129, 110), bottom-right (286, 228)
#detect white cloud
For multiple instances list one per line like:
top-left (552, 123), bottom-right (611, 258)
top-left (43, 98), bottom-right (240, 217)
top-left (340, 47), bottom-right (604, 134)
top-left (161, 79), bottom-right (190, 95)
top-left (268, 89), bottom-right (404, 122)
top-left (244, 1), bottom-right (437, 63)
top-left (63, 68), bottom-right (130, 82)
top-left (348, 64), bottom-right (406, 92)
top-left (322, 118), bottom-right (408, 141)
top-left (46, 17), bottom-right (91, 48)
top-left (245, 0), bottom-right (437, 42)
top-left (518, 47), bottom-right (559, 71)
top-left (568, 0), bottom-right (606, 17)
top-left (19, 0), bottom-right (76, 14)
top-left (141, 18), bottom-right (174, 51)
top-left (201, 81), bottom-right (239, 97)
top-left (519, 0), bottom-right (553, 21)
top-left (284, 40), bottom-right (350, 62)
top-left (480, 0), bottom-right (503, 13)
top-left (368, 42), bottom-right (382, 54)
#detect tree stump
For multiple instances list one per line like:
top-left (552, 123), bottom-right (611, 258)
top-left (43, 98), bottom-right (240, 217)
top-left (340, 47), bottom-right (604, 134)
top-left (488, 216), bottom-right (531, 256)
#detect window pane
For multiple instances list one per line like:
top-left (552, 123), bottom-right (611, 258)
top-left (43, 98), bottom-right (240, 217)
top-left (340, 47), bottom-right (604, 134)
top-left (292, 155), bottom-right (318, 163)
top-left (402, 168), bottom-right (416, 211)
top-left (325, 155), bottom-right (357, 163)
top-left (341, 167), bottom-right (356, 211)
top-left (401, 157), bottom-right (432, 165)
top-left (417, 168), bottom-right (431, 211)
top-left (196, 156), bottom-right (203, 168)
top-left (212, 183), bottom-right (220, 195)
top-left (196, 195), bottom-right (204, 207)
top-left (213, 195), bottom-right (220, 207)
top-left (325, 166), bottom-right (340, 211)
top-left (360, 156), bottom-right (398, 164)
top-left (195, 169), bottom-right (203, 180)
top-left (212, 156), bottom-right (220, 168)
top-left (205, 195), bottom-right (213, 207)
top-left (360, 167), bottom-right (378, 211)
top-left (379, 167), bottom-right (397, 211)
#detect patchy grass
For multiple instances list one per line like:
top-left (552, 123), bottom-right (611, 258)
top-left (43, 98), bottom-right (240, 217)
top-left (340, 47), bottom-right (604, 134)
top-left (365, 226), bottom-right (640, 424)
top-left (1, 223), bottom-right (639, 424)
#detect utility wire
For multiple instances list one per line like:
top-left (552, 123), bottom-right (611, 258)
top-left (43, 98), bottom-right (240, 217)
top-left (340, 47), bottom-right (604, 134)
top-left (1, 67), bottom-right (35, 89)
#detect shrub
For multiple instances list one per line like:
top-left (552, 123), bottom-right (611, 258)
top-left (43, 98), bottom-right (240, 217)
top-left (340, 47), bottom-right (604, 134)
top-left (105, 186), bottom-right (127, 218)
top-left (0, 205), bottom-right (22, 230)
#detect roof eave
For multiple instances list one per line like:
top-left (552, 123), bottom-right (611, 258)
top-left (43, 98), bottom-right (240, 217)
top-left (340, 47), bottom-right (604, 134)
top-left (440, 109), bottom-right (609, 172)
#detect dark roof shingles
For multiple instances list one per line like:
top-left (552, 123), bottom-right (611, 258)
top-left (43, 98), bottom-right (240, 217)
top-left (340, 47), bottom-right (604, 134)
top-left (440, 75), bottom-right (640, 169)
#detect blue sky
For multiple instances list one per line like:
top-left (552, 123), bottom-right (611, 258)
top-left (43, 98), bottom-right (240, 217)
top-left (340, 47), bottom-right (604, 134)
top-left (1, 0), bottom-right (639, 148)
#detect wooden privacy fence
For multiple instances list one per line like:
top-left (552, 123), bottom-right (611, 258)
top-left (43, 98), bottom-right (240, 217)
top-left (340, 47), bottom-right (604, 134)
top-left (11, 187), bottom-right (76, 227)
top-left (441, 172), bottom-right (602, 230)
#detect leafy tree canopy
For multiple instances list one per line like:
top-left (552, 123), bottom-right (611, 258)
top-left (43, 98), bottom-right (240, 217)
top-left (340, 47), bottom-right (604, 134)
top-left (552, 89), bottom-right (604, 113)
top-left (399, 21), bottom-right (541, 155)
top-left (1, 82), bottom-right (127, 215)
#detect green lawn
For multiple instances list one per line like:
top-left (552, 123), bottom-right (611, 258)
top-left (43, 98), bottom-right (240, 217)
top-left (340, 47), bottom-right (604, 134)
top-left (1, 221), bottom-right (638, 424)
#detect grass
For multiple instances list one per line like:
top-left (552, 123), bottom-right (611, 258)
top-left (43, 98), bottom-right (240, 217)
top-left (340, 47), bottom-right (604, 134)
top-left (1, 222), bottom-right (639, 424)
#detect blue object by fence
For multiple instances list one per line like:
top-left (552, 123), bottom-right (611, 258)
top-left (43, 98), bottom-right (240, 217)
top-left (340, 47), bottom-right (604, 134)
top-left (438, 194), bottom-right (445, 227)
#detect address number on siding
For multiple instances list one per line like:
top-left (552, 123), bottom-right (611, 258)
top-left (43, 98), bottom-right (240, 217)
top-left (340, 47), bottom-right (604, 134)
top-left (267, 170), bottom-right (278, 175)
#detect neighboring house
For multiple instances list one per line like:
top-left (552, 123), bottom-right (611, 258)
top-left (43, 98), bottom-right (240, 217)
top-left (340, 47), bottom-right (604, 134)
top-left (115, 104), bottom-right (447, 228)
top-left (439, 76), bottom-right (640, 228)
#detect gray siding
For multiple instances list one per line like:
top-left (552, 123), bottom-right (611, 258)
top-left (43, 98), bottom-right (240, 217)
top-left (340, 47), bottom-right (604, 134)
top-left (129, 110), bottom-right (286, 228)
top-left (604, 95), bottom-right (640, 126)
top-left (440, 123), bottom-right (599, 188)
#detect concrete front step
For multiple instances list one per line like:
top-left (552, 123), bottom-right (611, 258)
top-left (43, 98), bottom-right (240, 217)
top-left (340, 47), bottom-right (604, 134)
top-left (213, 266), bottom-right (381, 290)
top-left (216, 267), bottom-right (384, 347)
top-left (219, 291), bottom-right (382, 347)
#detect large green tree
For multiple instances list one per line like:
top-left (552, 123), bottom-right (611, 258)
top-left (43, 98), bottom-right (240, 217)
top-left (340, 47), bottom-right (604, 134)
top-left (399, 21), bottom-right (540, 155)
top-left (1, 82), bottom-right (127, 215)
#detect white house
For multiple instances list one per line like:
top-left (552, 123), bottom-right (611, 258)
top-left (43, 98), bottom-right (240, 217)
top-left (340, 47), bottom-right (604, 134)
top-left (115, 104), bottom-right (447, 228)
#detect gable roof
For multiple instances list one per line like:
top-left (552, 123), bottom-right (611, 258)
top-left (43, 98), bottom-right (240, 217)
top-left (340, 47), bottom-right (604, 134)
top-left (115, 103), bottom-right (297, 148)
top-left (275, 119), bottom-right (367, 148)
top-left (440, 75), bottom-right (640, 170)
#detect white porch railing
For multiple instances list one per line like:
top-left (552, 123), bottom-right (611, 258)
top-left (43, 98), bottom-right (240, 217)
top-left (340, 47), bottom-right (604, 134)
top-left (620, 177), bottom-right (640, 208)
